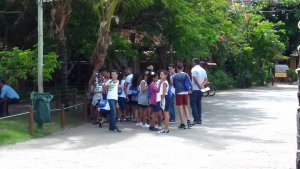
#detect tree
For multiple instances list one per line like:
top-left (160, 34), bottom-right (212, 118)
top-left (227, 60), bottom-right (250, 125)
top-left (87, 0), bottom-right (154, 71)
top-left (49, 0), bottom-right (72, 105)
top-left (0, 47), bottom-right (60, 88)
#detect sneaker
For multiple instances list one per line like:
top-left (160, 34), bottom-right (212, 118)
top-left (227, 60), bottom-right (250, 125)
top-left (149, 126), bottom-right (160, 131)
top-left (99, 121), bottom-right (103, 128)
top-left (109, 127), bottom-right (122, 133)
top-left (178, 123), bottom-right (186, 129)
top-left (187, 120), bottom-right (193, 128)
top-left (136, 122), bottom-right (143, 127)
top-left (169, 120), bottom-right (176, 124)
top-left (158, 129), bottom-right (170, 134)
top-left (142, 124), bottom-right (150, 128)
top-left (155, 125), bottom-right (162, 130)
top-left (193, 121), bottom-right (202, 125)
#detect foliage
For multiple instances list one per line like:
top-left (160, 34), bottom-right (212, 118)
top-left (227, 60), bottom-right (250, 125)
top-left (0, 47), bottom-right (60, 86)
top-left (1, 0), bottom-right (300, 89)
top-left (236, 69), bottom-right (252, 88)
top-left (160, 0), bottom-right (229, 58)
top-left (209, 70), bottom-right (236, 89)
top-left (107, 32), bottom-right (138, 59)
top-left (287, 68), bottom-right (297, 82)
top-left (65, 1), bottom-right (98, 61)
top-left (210, 2), bottom-right (286, 87)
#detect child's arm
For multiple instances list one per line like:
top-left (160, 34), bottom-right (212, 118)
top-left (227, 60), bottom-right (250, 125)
top-left (161, 82), bottom-right (167, 102)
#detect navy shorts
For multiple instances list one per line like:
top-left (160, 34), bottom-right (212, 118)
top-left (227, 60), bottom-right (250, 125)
top-left (138, 104), bottom-right (149, 109)
top-left (100, 109), bottom-right (110, 117)
top-left (161, 95), bottom-right (170, 112)
top-left (151, 102), bottom-right (160, 112)
top-left (118, 97), bottom-right (127, 110)
top-left (131, 101), bottom-right (138, 106)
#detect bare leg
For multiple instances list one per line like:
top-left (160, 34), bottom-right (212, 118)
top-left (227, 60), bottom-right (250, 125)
top-left (150, 112), bottom-right (157, 127)
top-left (163, 111), bottom-right (170, 130)
top-left (147, 107), bottom-right (151, 123)
top-left (142, 108), bottom-right (147, 124)
top-left (183, 105), bottom-right (190, 120)
top-left (178, 105), bottom-right (184, 124)
top-left (157, 110), bottom-right (163, 127)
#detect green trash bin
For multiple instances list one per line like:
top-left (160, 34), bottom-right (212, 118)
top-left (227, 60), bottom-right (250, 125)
top-left (31, 92), bottom-right (54, 123)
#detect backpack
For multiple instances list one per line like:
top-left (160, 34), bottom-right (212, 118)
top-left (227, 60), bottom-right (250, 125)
top-left (118, 80), bottom-right (123, 95)
top-left (130, 85), bottom-right (140, 96)
top-left (184, 74), bottom-right (192, 91)
top-left (98, 99), bottom-right (107, 108)
top-left (98, 93), bottom-right (107, 108)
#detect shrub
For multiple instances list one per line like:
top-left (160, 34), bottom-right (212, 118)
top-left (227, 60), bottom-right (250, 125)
top-left (236, 69), bottom-right (252, 88)
top-left (287, 68), bottom-right (297, 82)
top-left (209, 70), bottom-right (236, 89)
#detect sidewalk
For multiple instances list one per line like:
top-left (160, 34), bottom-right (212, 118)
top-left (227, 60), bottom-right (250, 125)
top-left (0, 85), bottom-right (296, 169)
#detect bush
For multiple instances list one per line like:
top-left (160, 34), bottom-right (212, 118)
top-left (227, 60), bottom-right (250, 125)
top-left (287, 68), bottom-right (297, 82)
top-left (236, 70), bottom-right (252, 88)
top-left (209, 70), bottom-right (236, 89)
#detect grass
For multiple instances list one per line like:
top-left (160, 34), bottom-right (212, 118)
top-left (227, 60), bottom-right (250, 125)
top-left (0, 105), bottom-right (84, 146)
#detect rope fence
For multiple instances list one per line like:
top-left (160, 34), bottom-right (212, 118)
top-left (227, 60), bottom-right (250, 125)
top-left (0, 101), bottom-right (88, 134)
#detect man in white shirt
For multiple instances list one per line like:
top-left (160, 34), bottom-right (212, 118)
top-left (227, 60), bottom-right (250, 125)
top-left (190, 58), bottom-right (208, 125)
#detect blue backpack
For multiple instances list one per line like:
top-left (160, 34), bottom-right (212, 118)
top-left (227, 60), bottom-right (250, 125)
top-left (130, 86), bottom-right (140, 96)
top-left (118, 80), bottom-right (123, 95)
top-left (184, 74), bottom-right (192, 91)
top-left (98, 94), bottom-right (107, 108)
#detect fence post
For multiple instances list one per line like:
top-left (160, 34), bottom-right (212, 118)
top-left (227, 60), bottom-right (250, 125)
top-left (83, 101), bottom-right (87, 123)
top-left (61, 104), bottom-right (65, 129)
top-left (3, 100), bottom-right (8, 116)
top-left (28, 106), bottom-right (34, 134)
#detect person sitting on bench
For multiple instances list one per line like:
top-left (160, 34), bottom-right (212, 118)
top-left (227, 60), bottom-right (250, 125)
top-left (0, 79), bottom-right (20, 117)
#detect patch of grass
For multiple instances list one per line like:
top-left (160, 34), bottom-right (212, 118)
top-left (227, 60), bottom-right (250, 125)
top-left (0, 105), bottom-right (84, 146)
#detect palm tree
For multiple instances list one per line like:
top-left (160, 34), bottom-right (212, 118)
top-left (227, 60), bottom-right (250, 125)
top-left (87, 0), bottom-right (153, 71)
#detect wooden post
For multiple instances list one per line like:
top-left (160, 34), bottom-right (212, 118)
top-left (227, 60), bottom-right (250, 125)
top-left (83, 101), bottom-right (87, 123)
top-left (61, 104), bottom-right (65, 129)
top-left (28, 106), bottom-right (34, 134)
top-left (3, 100), bottom-right (8, 116)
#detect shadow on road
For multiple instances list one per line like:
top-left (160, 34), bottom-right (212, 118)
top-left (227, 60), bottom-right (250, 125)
top-left (4, 86), bottom-right (296, 152)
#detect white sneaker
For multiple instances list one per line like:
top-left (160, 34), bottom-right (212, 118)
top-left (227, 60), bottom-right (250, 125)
top-left (136, 122), bottom-right (143, 127)
top-left (158, 129), bottom-right (169, 134)
top-left (142, 124), bottom-right (150, 128)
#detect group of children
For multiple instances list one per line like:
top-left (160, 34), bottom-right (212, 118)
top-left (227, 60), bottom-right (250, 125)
top-left (88, 64), bottom-right (194, 134)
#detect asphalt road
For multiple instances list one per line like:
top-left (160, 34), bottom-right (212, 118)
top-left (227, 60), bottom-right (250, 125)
top-left (0, 85), bottom-right (297, 169)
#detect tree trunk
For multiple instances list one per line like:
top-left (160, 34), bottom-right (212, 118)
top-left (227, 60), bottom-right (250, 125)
top-left (50, 2), bottom-right (71, 106)
top-left (93, 28), bottom-right (110, 71)
top-left (58, 37), bottom-right (69, 106)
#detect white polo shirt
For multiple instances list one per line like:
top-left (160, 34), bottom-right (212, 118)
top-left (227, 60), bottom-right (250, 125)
top-left (125, 74), bottom-right (133, 95)
top-left (191, 65), bottom-right (207, 91)
top-left (105, 79), bottom-right (119, 100)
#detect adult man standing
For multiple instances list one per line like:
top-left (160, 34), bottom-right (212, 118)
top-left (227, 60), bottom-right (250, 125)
top-left (0, 79), bottom-right (20, 117)
top-left (168, 64), bottom-right (176, 123)
top-left (190, 58), bottom-right (207, 125)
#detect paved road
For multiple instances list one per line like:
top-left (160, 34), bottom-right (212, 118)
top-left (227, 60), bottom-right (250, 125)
top-left (0, 85), bottom-right (297, 169)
